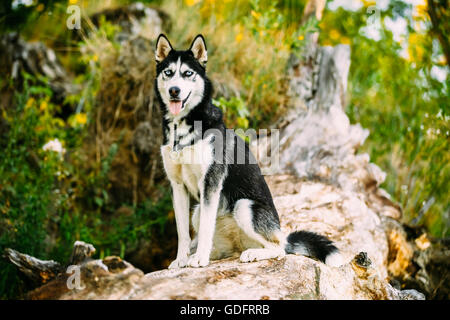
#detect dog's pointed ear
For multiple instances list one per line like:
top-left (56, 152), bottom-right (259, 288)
top-left (155, 34), bottom-right (173, 63)
top-left (189, 34), bottom-right (207, 67)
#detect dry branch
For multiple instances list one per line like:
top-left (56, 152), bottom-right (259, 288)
top-left (4, 249), bottom-right (62, 286)
top-left (4, 240), bottom-right (97, 288)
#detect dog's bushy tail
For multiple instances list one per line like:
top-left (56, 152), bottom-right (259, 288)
top-left (285, 231), bottom-right (343, 267)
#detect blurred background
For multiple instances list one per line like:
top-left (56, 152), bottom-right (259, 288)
top-left (0, 0), bottom-right (448, 299)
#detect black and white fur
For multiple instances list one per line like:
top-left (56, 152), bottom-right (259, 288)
top-left (154, 34), bottom-right (342, 268)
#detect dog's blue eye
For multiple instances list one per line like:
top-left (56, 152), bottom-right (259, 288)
top-left (183, 71), bottom-right (193, 77)
top-left (164, 70), bottom-right (173, 77)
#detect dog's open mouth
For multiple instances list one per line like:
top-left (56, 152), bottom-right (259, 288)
top-left (169, 92), bottom-right (191, 115)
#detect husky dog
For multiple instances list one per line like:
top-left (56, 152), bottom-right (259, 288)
top-left (154, 34), bottom-right (342, 268)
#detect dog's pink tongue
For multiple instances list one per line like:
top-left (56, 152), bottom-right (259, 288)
top-left (169, 101), bottom-right (182, 115)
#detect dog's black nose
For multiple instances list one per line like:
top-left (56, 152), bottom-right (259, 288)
top-left (169, 86), bottom-right (180, 98)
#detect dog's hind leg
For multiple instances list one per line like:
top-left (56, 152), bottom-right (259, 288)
top-left (191, 204), bottom-right (241, 260)
top-left (233, 199), bottom-right (286, 263)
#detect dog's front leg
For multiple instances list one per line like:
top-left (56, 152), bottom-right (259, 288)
top-left (168, 181), bottom-right (191, 269)
top-left (187, 177), bottom-right (222, 268)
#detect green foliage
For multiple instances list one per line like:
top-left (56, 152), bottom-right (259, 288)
top-left (0, 75), bottom-right (68, 298)
top-left (276, 0), bottom-right (306, 26)
top-left (0, 71), bottom-right (173, 299)
top-left (51, 187), bottom-right (172, 262)
top-left (320, 3), bottom-right (449, 237)
top-left (289, 15), bottom-right (319, 52)
top-left (0, 0), bottom-right (66, 32)
top-left (214, 96), bottom-right (250, 129)
top-left (244, 0), bottom-right (285, 39)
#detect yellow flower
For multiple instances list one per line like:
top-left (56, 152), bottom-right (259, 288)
top-left (340, 37), bottom-right (351, 45)
top-left (36, 3), bottom-right (45, 12)
top-left (185, 0), bottom-right (201, 7)
top-left (297, 35), bottom-right (304, 41)
top-left (251, 11), bottom-right (260, 19)
top-left (235, 33), bottom-right (243, 43)
top-left (414, 3), bottom-right (428, 19)
top-left (92, 54), bottom-right (98, 62)
top-left (329, 29), bottom-right (340, 41)
top-left (25, 98), bottom-right (35, 109)
top-left (69, 0), bottom-right (78, 4)
top-left (409, 33), bottom-right (420, 46)
top-left (40, 100), bottom-right (48, 112)
top-left (74, 113), bottom-right (87, 125)
top-left (362, 0), bottom-right (376, 7)
top-left (408, 33), bottom-right (425, 62)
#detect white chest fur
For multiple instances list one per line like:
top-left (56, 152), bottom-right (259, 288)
top-left (161, 124), bottom-right (214, 201)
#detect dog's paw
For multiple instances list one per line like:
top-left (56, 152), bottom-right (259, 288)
top-left (240, 249), bottom-right (260, 263)
top-left (187, 253), bottom-right (209, 268)
top-left (168, 257), bottom-right (189, 269)
top-left (240, 248), bottom-right (285, 263)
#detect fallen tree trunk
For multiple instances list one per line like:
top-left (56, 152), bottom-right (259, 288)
top-left (3, 175), bottom-right (424, 300)
top-left (5, 200), bottom-right (424, 300)
top-left (15, 176), bottom-right (424, 300)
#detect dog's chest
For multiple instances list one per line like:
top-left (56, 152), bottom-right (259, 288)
top-left (180, 163), bottom-right (202, 200)
top-left (161, 121), bottom-right (214, 200)
top-left (164, 118), bottom-right (200, 152)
